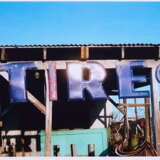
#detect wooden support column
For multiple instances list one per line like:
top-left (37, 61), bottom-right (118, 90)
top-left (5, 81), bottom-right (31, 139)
top-left (43, 48), bottom-right (47, 61)
top-left (71, 144), bottom-right (76, 156)
top-left (134, 99), bottom-right (138, 121)
top-left (1, 48), bottom-right (6, 61)
top-left (151, 66), bottom-right (160, 155)
top-left (81, 46), bottom-right (89, 60)
top-left (0, 122), bottom-right (2, 155)
top-left (44, 63), bottom-right (53, 156)
top-left (123, 99), bottom-right (129, 140)
top-left (145, 98), bottom-right (151, 143)
top-left (21, 130), bottom-right (25, 156)
top-left (121, 47), bottom-right (125, 59)
top-left (158, 46), bottom-right (160, 59)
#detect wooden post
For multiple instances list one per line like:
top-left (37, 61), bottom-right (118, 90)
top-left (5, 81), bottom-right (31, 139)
top-left (81, 47), bottom-right (89, 60)
top-left (10, 138), bottom-right (16, 157)
top-left (150, 66), bottom-right (160, 155)
top-left (21, 130), bottom-right (25, 157)
top-left (0, 123), bottom-right (2, 155)
top-left (104, 105), bottom-right (107, 128)
top-left (121, 47), bottom-right (125, 59)
top-left (134, 98), bottom-right (138, 121)
top-left (123, 99), bottom-right (129, 140)
top-left (71, 144), bottom-right (76, 156)
top-left (43, 48), bottom-right (47, 61)
top-left (145, 98), bottom-right (151, 143)
top-left (88, 144), bottom-right (95, 156)
top-left (1, 48), bottom-right (6, 61)
top-left (44, 63), bottom-right (53, 156)
top-left (158, 46), bottom-right (160, 59)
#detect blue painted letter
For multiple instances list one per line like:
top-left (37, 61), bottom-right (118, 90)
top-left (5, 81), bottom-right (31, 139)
top-left (0, 62), bottom-right (37, 102)
top-left (67, 62), bottom-right (107, 100)
top-left (156, 64), bottom-right (160, 83)
top-left (116, 61), bottom-right (149, 98)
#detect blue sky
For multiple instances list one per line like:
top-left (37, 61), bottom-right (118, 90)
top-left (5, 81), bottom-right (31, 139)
top-left (0, 2), bottom-right (160, 45)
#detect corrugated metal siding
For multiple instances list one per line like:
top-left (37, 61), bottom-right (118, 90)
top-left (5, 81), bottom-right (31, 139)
top-left (0, 43), bottom-right (159, 48)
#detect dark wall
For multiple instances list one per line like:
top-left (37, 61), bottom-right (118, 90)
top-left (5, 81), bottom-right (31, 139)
top-left (0, 69), bottom-right (100, 131)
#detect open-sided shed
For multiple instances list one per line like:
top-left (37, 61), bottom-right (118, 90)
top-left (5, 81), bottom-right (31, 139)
top-left (0, 44), bottom-right (159, 156)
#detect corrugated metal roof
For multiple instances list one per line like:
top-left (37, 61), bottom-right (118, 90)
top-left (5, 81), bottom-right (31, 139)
top-left (0, 43), bottom-right (159, 48)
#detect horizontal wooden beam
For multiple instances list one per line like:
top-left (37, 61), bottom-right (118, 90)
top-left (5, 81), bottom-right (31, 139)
top-left (118, 103), bottom-right (150, 107)
top-left (0, 59), bottom-right (160, 70)
top-left (27, 91), bottom-right (46, 115)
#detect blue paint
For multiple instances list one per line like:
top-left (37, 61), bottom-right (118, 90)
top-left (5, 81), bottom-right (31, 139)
top-left (0, 62), bottom-right (37, 103)
top-left (67, 62), bottom-right (107, 100)
top-left (116, 61), bottom-right (149, 98)
top-left (156, 64), bottom-right (160, 83)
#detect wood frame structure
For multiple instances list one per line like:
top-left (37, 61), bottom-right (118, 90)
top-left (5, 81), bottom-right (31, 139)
top-left (0, 44), bottom-right (160, 156)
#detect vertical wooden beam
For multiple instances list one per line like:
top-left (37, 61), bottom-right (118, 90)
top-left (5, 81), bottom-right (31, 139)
top-left (44, 63), bottom-right (53, 156)
top-left (158, 46), bottom-right (160, 59)
top-left (145, 98), bottom-right (151, 143)
top-left (123, 98), bottom-right (129, 140)
top-left (1, 48), bottom-right (6, 61)
top-left (0, 125), bottom-right (2, 154)
top-left (104, 104), bottom-right (107, 128)
top-left (151, 66), bottom-right (160, 155)
top-left (10, 138), bottom-right (16, 156)
top-left (71, 144), bottom-right (76, 156)
top-left (121, 47), bottom-right (125, 59)
top-left (134, 98), bottom-right (138, 121)
top-left (21, 131), bottom-right (25, 157)
top-left (43, 48), bottom-right (47, 61)
top-left (81, 46), bottom-right (89, 60)
top-left (88, 144), bottom-right (95, 156)
top-left (1, 131), bottom-right (5, 154)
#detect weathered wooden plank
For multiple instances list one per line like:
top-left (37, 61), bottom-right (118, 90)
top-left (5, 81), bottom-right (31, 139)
top-left (21, 130), bottom-right (25, 157)
top-left (118, 103), bottom-right (149, 107)
top-left (145, 98), bottom-right (151, 143)
top-left (1, 48), bottom-right (6, 61)
top-left (10, 138), bottom-right (16, 156)
top-left (0, 59), bottom-right (160, 69)
top-left (134, 99), bottom-right (138, 121)
top-left (88, 144), bottom-right (95, 156)
top-left (158, 46), bottom-right (160, 59)
top-left (127, 117), bottom-right (136, 120)
top-left (123, 99), bottom-right (129, 140)
top-left (81, 46), bottom-right (89, 60)
top-left (0, 121), bottom-right (2, 127)
top-left (27, 91), bottom-right (46, 115)
top-left (71, 144), bottom-right (76, 156)
top-left (43, 48), bottom-right (47, 60)
top-left (121, 47), bottom-right (125, 59)
top-left (44, 63), bottom-right (53, 156)
top-left (151, 66), bottom-right (160, 155)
